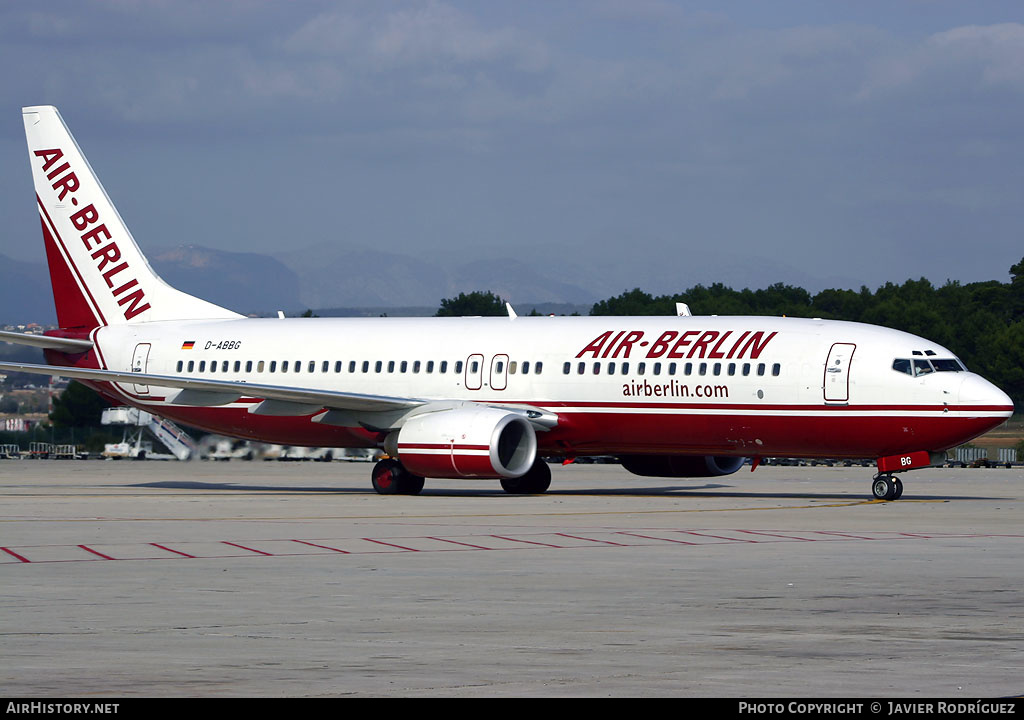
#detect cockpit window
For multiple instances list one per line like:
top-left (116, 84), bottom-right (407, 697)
top-left (893, 357), bottom-right (966, 376)
top-left (892, 359), bottom-right (912, 375)
top-left (913, 359), bottom-right (934, 376)
top-left (932, 358), bottom-right (966, 372)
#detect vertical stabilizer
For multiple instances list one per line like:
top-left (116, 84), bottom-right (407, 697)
top-left (23, 106), bottom-right (241, 329)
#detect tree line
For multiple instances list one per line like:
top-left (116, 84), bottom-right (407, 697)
top-left (440, 256), bottom-right (1024, 407)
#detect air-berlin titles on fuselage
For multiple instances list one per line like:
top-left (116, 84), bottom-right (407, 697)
top-left (33, 147), bottom-right (150, 321)
top-left (576, 329), bottom-right (777, 361)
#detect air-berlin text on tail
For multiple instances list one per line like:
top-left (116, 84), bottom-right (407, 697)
top-left (576, 329), bottom-right (777, 360)
top-left (33, 147), bottom-right (151, 321)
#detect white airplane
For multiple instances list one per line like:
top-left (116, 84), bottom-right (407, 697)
top-left (0, 106), bottom-right (1014, 499)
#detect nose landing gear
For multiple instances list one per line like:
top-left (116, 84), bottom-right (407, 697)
top-left (871, 473), bottom-right (904, 501)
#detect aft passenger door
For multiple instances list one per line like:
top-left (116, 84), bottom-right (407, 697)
top-left (131, 342), bottom-right (151, 395)
top-left (823, 343), bottom-right (856, 403)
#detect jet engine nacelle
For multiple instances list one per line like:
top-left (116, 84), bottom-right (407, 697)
top-left (388, 406), bottom-right (537, 479)
top-left (620, 454), bottom-right (745, 478)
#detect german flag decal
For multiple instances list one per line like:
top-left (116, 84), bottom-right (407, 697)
top-left (181, 341), bottom-right (195, 350)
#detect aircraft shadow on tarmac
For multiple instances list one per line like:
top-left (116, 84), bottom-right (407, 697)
top-left (130, 480), bottom-right (981, 501)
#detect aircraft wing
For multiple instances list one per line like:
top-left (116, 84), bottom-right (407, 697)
top-left (0, 361), bottom-right (423, 413)
top-left (0, 331), bottom-right (94, 353)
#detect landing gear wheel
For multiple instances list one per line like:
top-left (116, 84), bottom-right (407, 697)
top-left (871, 474), bottom-right (898, 501)
top-left (500, 459), bottom-right (552, 494)
top-left (371, 459), bottom-right (425, 496)
top-left (892, 477), bottom-right (904, 500)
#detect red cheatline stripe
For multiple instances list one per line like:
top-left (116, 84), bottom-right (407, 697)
top-left (151, 543), bottom-right (196, 558)
top-left (1, 547), bottom-right (31, 563)
top-left (222, 541), bottom-right (273, 556)
top-left (292, 540), bottom-right (349, 554)
top-left (79, 544), bottom-right (115, 560)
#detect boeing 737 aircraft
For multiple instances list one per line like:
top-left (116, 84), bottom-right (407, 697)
top-left (0, 106), bottom-right (1014, 499)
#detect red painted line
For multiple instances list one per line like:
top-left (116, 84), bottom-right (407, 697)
top-left (292, 540), bottom-right (350, 554)
top-left (556, 532), bottom-right (629, 547)
top-left (1, 547), bottom-right (31, 563)
top-left (427, 537), bottom-right (493, 550)
top-left (738, 530), bottom-right (813, 541)
top-left (678, 531), bottom-right (756, 543)
top-left (222, 541), bottom-right (273, 556)
top-left (79, 544), bottom-right (115, 560)
top-left (617, 531), bottom-right (698, 545)
top-left (815, 531), bottom-right (876, 540)
top-left (363, 538), bottom-right (419, 552)
top-left (150, 543), bottom-right (196, 558)
top-left (490, 535), bottom-right (565, 548)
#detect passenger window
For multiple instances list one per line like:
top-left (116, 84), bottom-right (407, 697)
top-left (375, 361), bottom-right (382, 373)
top-left (742, 363), bottom-right (750, 376)
top-left (685, 362), bottom-right (692, 376)
top-left (728, 363), bottom-right (736, 376)
top-left (426, 361), bottom-right (434, 373)
top-left (522, 362), bottom-right (531, 375)
top-left (668, 362), bottom-right (676, 375)
top-left (362, 361), bottom-right (369, 373)
top-left (440, 361), bottom-right (448, 373)
top-left (578, 362), bottom-right (585, 375)
top-left (563, 362), bottom-right (570, 375)
top-left (495, 361), bottom-right (504, 374)
top-left (246, 361), bottom-right (253, 372)
top-left (176, 361), bottom-right (183, 372)
top-left (199, 361), bottom-right (206, 372)
top-left (621, 362), bottom-right (629, 375)
top-left (757, 363), bottom-right (765, 376)
top-left (400, 361), bottom-right (407, 373)
top-left (387, 361), bottom-right (395, 373)
top-left (233, 361), bottom-right (240, 372)
top-left (638, 362), bottom-right (646, 376)
top-left (593, 362), bottom-right (601, 375)
top-left (413, 361), bottom-right (420, 373)
top-left (608, 362), bottom-right (616, 375)
top-left (187, 360), bottom-right (195, 372)
top-left (772, 363), bottom-right (780, 376)
top-left (269, 361), bottom-right (276, 373)
top-left (455, 361), bottom-right (463, 374)
top-left (535, 362), bottom-right (542, 374)
top-left (699, 363), bottom-right (707, 376)
top-left (257, 361), bottom-right (264, 373)
top-left (282, 361), bottom-right (289, 373)
top-left (653, 362), bottom-right (661, 376)
top-left (713, 363), bottom-right (721, 376)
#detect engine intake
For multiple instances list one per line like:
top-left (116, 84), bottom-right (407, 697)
top-left (389, 407), bottom-right (537, 479)
top-left (620, 454), bottom-right (745, 478)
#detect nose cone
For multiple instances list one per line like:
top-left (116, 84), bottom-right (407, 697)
top-left (958, 374), bottom-right (1014, 415)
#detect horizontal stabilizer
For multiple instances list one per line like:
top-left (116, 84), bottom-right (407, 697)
top-left (0, 330), bottom-right (93, 353)
top-left (0, 361), bottom-right (425, 414)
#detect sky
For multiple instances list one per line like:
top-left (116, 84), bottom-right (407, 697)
top-left (2, 0), bottom-right (1023, 303)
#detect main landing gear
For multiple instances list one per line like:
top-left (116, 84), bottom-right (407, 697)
top-left (499, 459), bottom-right (552, 495)
top-left (871, 473), bottom-right (904, 501)
top-left (371, 458), bottom-right (425, 495)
